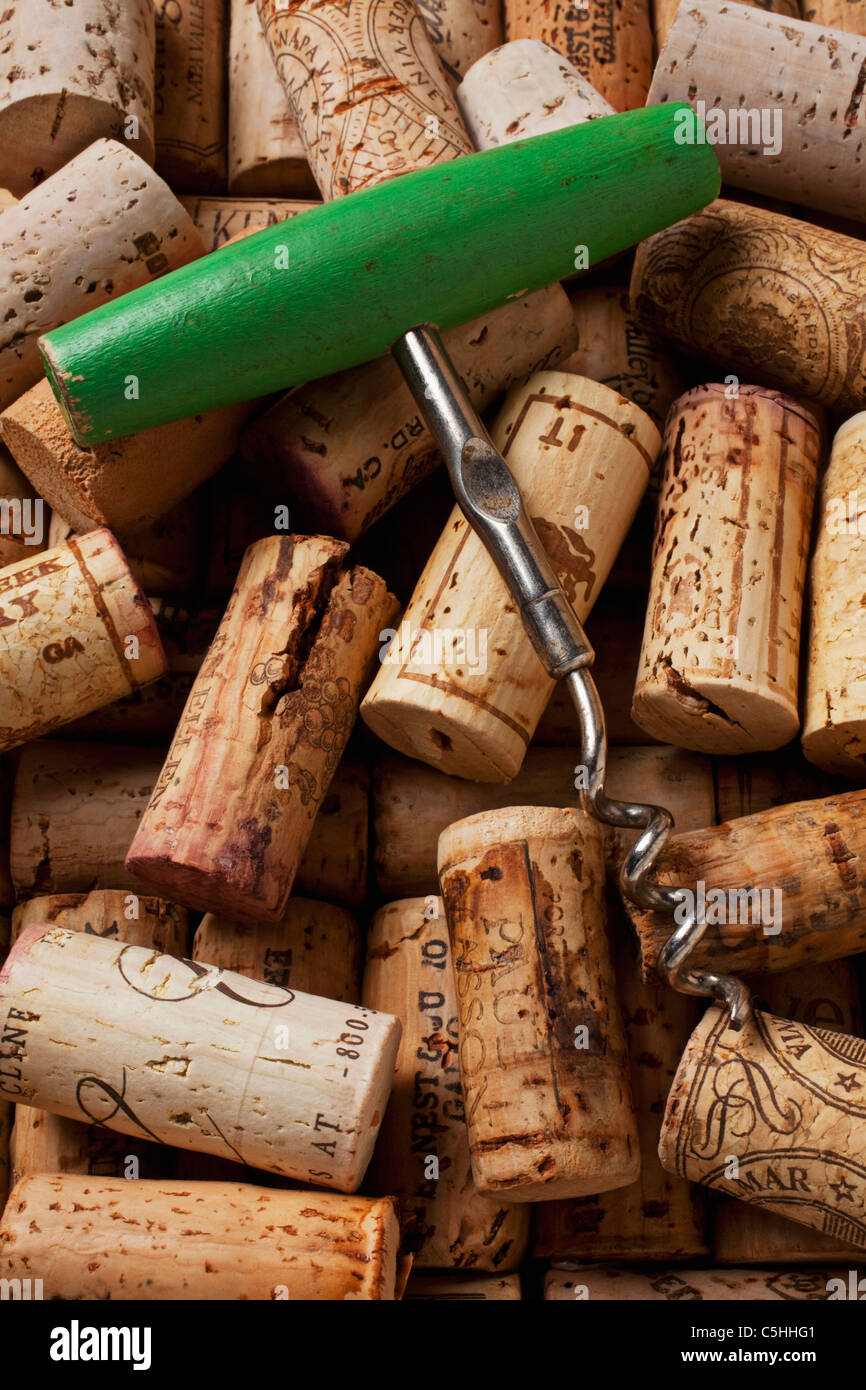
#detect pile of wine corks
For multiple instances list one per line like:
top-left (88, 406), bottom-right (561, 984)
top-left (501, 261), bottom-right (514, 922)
top-left (1, 0), bottom-right (866, 1307)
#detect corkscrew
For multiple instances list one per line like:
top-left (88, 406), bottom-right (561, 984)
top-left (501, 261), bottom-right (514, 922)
top-left (393, 324), bottom-right (752, 1029)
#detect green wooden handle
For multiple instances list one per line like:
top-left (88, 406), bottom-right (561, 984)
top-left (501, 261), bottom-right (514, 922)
top-left (40, 105), bottom-right (718, 445)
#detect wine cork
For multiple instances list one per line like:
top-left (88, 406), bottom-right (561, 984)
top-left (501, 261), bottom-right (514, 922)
top-left (661, 1004), bottom-right (866, 1252)
top-left (10, 743), bottom-right (164, 898)
top-left (11, 891), bottom-right (189, 954)
top-left (47, 504), bottom-right (200, 600)
top-left (0, 1098), bottom-right (10, 1213)
top-left (653, 0), bottom-right (801, 50)
top-left (0, 923), bottom-right (400, 1189)
top-left (228, 0), bottom-right (316, 197)
top-left (256, 0), bottom-right (474, 198)
top-left (405, 1272), bottom-right (522, 1299)
top-left (0, 1175), bottom-right (401, 1299)
top-left (649, 0), bottom-right (866, 222)
top-left (193, 899), bottom-right (362, 1003)
top-left (2, 378), bottom-right (254, 534)
top-left (714, 749), bottom-right (842, 825)
top-left (243, 284), bottom-right (577, 543)
top-left (114, 505), bottom-right (200, 597)
top-left (631, 200), bottom-right (866, 412)
top-left (9, 891), bottom-right (189, 1188)
top-left (544, 1265), bottom-right (849, 1300)
top-left (533, 917), bottom-right (708, 1261)
top-left (456, 39), bottom-right (613, 150)
top-left (154, 0), bottom-right (228, 191)
top-left (127, 536), bottom-right (397, 923)
top-left (0, 444), bottom-right (47, 567)
top-left (294, 761), bottom-right (370, 908)
top-left (802, 0), bottom-right (866, 32)
top-left (560, 284), bottom-right (685, 433)
top-left (629, 788), bottom-right (866, 976)
top-left (363, 897), bottom-right (530, 1268)
top-left (803, 414), bottom-right (866, 777)
top-left (438, 805), bottom-right (639, 1200)
top-left (0, 529), bottom-right (166, 755)
top-left (0, 758), bottom-right (12, 912)
top-left (416, 0), bottom-right (503, 81)
top-left (10, 739), bottom-right (367, 904)
top-left (503, 0), bottom-right (652, 111)
top-left (361, 372), bottom-right (660, 782)
top-left (632, 385), bottom-right (820, 754)
top-left (199, 457), bottom-right (279, 595)
top-left (536, 586), bottom-right (654, 746)
top-left (179, 194), bottom-right (318, 249)
top-left (0, 1), bottom-right (155, 196)
top-left (0, 139), bottom-right (203, 413)
top-left (713, 959), bottom-right (865, 1266)
top-left (372, 745), bottom-right (713, 898)
top-left (63, 600), bottom-right (221, 742)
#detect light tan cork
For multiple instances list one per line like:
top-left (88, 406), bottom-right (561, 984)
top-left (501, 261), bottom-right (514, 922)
top-left (361, 372), bottom-right (659, 781)
top-left (0, 529), bottom-right (166, 754)
top-left (632, 384), bottom-right (820, 754)
top-left (660, 1004), bottom-right (866, 1252)
top-left (803, 413), bottom-right (866, 777)
top-left (371, 745), bottom-right (714, 899)
top-left (653, 0), bottom-right (800, 49)
top-left (649, 0), bottom-right (866, 222)
top-left (713, 960), bottom-right (865, 1266)
top-left (9, 891), bottom-right (188, 1188)
top-left (0, 923), bottom-right (401, 1190)
top-left (256, 0), bottom-right (473, 198)
top-left (456, 39), bottom-right (612, 149)
top-left (0, 139), bottom-right (203, 412)
top-left (179, 194), bottom-right (319, 250)
top-left (561, 283), bottom-right (685, 433)
top-left (229, 0), bottom-right (316, 196)
top-left (0, 1175), bottom-right (401, 1299)
top-left (0, 1), bottom-right (155, 195)
top-left (533, 915), bottom-right (708, 1261)
top-left (416, 0), bottom-right (503, 81)
top-left (193, 898), bottom-right (363, 1003)
top-left (363, 896), bottom-right (530, 1268)
top-left (2, 378), bottom-right (254, 533)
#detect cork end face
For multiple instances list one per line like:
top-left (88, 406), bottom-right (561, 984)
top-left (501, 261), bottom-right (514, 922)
top-left (360, 692), bottom-right (524, 783)
top-left (0, 97), bottom-right (154, 200)
top-left (1, 379), bottom-right (103, 533)
top-left (437, 803), bottom-right (600, 878)
top-left (123, 848), bottom-right (291, 927)
top-left (473, 1151), bottom-right (642, 1204)
top-left (802, 721), bottom-right (866, 781)
top-left (631, 679), bottom-right (800, 755)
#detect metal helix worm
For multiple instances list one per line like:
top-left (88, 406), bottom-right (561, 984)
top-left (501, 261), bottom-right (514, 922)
top-left (393, 324), bottom-right (752, 1029)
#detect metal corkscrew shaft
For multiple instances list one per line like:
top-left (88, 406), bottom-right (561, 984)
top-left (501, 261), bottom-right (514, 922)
top-left (392, 324), bottom-right (751, 1029)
